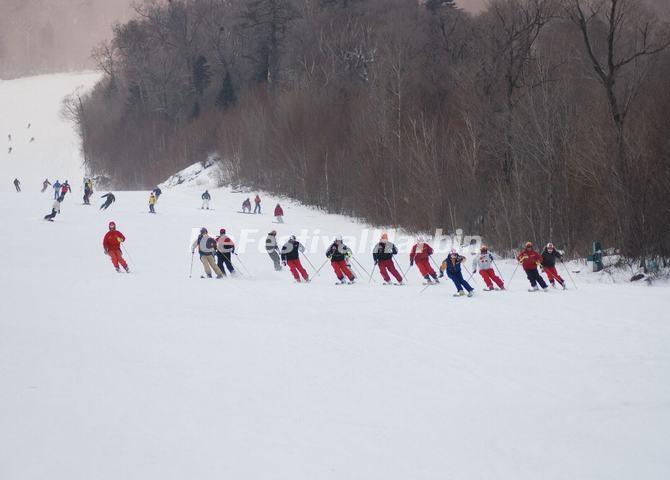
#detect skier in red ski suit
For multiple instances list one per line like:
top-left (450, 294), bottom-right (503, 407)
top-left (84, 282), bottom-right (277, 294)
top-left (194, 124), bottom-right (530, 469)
top-left (409, 238), bottom-right (439, 283)
top-left (517, 242), bottom-right (547, 291)
top-left (103, 221), bottom-right (129, 272)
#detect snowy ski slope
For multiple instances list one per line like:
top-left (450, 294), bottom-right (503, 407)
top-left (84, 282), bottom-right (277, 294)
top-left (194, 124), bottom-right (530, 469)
top-left (1, 73), bottom-right (669, 480)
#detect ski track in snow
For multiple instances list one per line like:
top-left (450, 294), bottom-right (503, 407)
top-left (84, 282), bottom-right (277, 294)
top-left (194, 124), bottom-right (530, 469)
top-left (1, 73), bottom-right (670, 480)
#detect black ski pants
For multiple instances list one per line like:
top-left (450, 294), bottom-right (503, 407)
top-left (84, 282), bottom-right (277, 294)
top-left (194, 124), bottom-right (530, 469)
top-left (525, 268), bottom-right (548, 289)
top-left (217, 251), bottom-right (235, 275)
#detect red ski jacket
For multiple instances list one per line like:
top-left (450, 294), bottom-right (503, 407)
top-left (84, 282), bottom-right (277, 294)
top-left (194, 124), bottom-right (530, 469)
top-left (410, 243), bottom-right (433, 262)
top-left (103, 230), bottom-right (126, 252)
top-left (274, 206), bottom-right (283, 216)
top-left (517, 249), bottom-right (542, 270)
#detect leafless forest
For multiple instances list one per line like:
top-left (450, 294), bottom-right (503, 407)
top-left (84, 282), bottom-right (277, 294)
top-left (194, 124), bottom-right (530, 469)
top-left (70, 0), bottom-right (670, 259)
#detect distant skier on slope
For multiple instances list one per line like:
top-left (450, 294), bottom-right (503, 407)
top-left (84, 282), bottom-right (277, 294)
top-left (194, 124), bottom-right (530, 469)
top-left (215, 228), bottom-right (236, 276)
top-left (517, 242), bottom-right (548, 292)
top-left (201, 190), bottom-right (211, 210)
top-left (265, 230), bottom-right (282, 271)
top-left (440, 250), bottom-right (474, 297)
top-left (60, 180), bottom-right (71, 199)
top-left (241, 197), bottom-right (252, 213)
top-left (326, 236), bottom-right (356, 284)
top-left (274, 203), bottom-right (284, 223)
top-left (44, 197), bottom-right (62, 221)
top-left (472, 245), bottom-right (504, 291)
top-left (83, 178), bottom-right (93, 205)
top-left (409, 237), bottom-right (439, 284)
top-left (13, 178), bottom-right (21, 192)
top-left (103, 221), bottom-right (129, 273)
top-left (541, 243), bottom-right (566, 289)
top-left (41, 179), bottom-right (51, 193)
top-left (281, 235), bottom-right (309, 282)
top-left (100, 192), bottom-right (115, 210)
top-left (191, 227), bottom-right (224, 279)
top-left (372, 233), bottom-right (403, 285)
top-left (253, 194), bottom-right (261, 214)
top-left (53, 180), bottom-right (61, 199)
top-left (149, 192), bottom-right (157, 213)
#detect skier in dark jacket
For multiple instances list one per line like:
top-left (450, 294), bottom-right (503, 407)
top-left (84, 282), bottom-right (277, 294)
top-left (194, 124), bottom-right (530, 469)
top-left (201, 190), bottom-right (211, 210)
top-left (13, 178), bottom-right (21, 192)
top-left (100, 192), bottom-right (116, 210)
top-left (281, 236), bottom-right (309, 282)
top-left (326, 236), bottom-right (355, 284)
top-left (265, 230), bottom-right (282, 271)
top-left (541, 243), bottom-right (566, 289)
top-left (215, 228), bottom-right (236, 276)
top-left (153, 186), bottom-right (162, 199)
top-left (242, 198), bottom-right (252, 213)
top-left (440, 250), bottom-right (474, 297)
top-left (372, 233), bottom-right (403, 284)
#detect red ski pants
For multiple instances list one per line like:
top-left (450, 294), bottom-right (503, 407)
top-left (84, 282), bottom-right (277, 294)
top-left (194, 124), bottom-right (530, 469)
top-left (415, 258), bottom-right (436, 278)
top-left (288, 259), bottom-right (309, 281)
top-left (543, 266), bottom-right (564, 285)
top-left (331, 260), bottom-right (355, 281)
top-left (109, 250), bottom-right (128, 269)
top-left (479, 268), bottom-right (504, 289)
top-left (378, 259), bottom-right (403, 283)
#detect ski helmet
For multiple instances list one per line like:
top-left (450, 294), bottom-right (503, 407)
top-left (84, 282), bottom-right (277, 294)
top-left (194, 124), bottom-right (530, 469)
top-left (546, 242), bottom-right (554, 250)
top-left (270, 230), bottom-right (277, 235)
top-left (480, 245), bottom-right (488, 252)
top-left (220, 228), bottom-right (226, 235)
top-left (290, 235), bottom-right (296, 241)
top-left (450, 248), bottom-right (458, 256)
top-left (525, 241), bottom-right (533, 249)
top-left (108, 221), bottom-right (116, 229)
top-left (200, 227), bottom-right (208, 234)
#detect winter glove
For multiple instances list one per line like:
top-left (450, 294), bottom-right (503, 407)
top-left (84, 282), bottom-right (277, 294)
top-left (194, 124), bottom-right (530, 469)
top-left (282, 261), bottom-right (287, 266)
top-left (409, 260), bottom-right (414, 267)
top-left (439, 271), bottom-right (444, 278)
top-left (473, 268), bottom-right (477, 273)
top-left (104, 250), bottom-right (109, 256)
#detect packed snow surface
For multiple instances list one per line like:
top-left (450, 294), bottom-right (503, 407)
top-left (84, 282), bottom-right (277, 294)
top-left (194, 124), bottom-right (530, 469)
top-left (1, 73), bottom-right (670, 480)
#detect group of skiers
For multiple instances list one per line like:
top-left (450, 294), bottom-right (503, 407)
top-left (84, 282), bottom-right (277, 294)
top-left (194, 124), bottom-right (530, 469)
top-left (191, 227), bottom-right (236, 278)
top-left (241, 194), bottom-right (263, 214)
top-left (6, 124), bottom-right (34, 154)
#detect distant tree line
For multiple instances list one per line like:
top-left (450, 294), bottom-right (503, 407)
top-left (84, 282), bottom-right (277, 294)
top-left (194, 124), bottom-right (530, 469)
top-left (74, 0), bottom-right (670, 260)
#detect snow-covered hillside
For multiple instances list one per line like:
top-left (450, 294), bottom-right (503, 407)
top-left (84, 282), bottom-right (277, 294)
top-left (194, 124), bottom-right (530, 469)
top-left (1, 74), bottom-right (669, 480)
top-left (0, 72), bottom-right (100, 192)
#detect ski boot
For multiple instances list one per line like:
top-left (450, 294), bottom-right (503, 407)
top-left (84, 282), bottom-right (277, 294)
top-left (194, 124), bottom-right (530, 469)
top-left (467, 290), bottom-right (474, 297)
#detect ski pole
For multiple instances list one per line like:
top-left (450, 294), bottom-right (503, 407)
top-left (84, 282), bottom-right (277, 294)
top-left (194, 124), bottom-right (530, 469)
top-left (189, 252), bottom-right (195, 278)
top-left (314, 259), bottom-right (329, 277)
top-left (491, 259), bottom-right (506, 284)
top-left (461, 262), bottom-right (478, 286)
top-left (302, 252), bottom-right (319, 276)
top-left (560, 259), bottom-right (578, 290)
top-left (368, 262), bottom-right (377, 284)
top-left (394, 257), bottom-right (409, 282)
top-left (508, 262), bottom-right (521, 285)
top-left (350, 255), bottom-right (371, 277)
top-left (121, 244), bottom-right (136, 267)
top-left (233, 253), bottom-right (251, 276)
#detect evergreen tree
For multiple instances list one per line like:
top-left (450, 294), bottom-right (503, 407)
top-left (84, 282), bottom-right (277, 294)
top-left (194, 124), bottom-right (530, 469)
top-left (193, 55), bottom-right (211, 97)
top-left (216, 72), bottom-right (237, 110)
